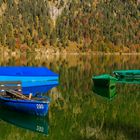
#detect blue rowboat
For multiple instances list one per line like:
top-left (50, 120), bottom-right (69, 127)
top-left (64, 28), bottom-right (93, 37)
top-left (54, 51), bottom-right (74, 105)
top-left (0, 66), bottom-right (59, 87)
top-left (0, 81), bottom-right (58, 96)
top-left (0, 91), bottom-right (50, 116)
top-left (22, 84), bottom-right (58, 95)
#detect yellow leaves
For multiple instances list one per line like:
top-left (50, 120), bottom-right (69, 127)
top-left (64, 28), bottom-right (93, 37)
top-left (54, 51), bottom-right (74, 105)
top-left (92, 0), bottom-right (99, 8)
top-left (14, 0), bottom-right (19, 5)
top-left (35, 16), bottom-right (39, 29)
top-left (0, 2), bottom-right (7, 17)
top-left (72, 104), bottom-right (82, 114)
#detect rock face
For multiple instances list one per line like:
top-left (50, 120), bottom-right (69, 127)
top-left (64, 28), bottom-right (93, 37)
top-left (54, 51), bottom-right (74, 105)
top-left (49, 4), bottom-right (63, 21)
top-left (48, 0), bottom-right (68, 26)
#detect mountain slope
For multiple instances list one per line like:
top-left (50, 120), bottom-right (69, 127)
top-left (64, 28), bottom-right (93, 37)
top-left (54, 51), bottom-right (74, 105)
top-left (0, 0), bottom-right (139, 52)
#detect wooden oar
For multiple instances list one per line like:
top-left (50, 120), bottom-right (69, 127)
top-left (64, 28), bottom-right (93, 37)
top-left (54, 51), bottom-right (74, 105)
top-left (6, 89), bottom-right (29, 100)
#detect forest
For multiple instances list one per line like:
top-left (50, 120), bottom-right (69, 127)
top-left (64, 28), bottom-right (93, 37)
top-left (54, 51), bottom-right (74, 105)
top-left (0, 0), bottom-right (140, 53)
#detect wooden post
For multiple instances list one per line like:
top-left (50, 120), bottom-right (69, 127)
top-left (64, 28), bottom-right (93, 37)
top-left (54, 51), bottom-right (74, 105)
top-left (29, 93), bottom-right (32, 100)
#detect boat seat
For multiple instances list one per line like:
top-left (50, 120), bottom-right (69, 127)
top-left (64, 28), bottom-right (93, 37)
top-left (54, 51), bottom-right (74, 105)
top-left (0, 81), bottom-right (22, 92)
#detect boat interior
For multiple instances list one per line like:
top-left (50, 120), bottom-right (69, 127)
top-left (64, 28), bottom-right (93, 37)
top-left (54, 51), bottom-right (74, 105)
top-left (0, 81), bottom-right (49, 102)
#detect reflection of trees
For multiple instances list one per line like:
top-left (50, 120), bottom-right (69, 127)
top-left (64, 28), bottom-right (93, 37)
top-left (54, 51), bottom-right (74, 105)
top-left (1, 54), bottom-right (140, 70)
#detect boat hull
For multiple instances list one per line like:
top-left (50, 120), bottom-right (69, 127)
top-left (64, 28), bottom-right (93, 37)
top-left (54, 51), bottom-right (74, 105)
top-left (0, 66), bottom-right (58, 76)
top-left (116, 78), bottom-right (140, 84)
top-left (22, 84), bottom-right (58, 95)
top-left (92, 74), bottom-right (117, 87)
top-left (0, 66), bottom-right (59, 87)
top-left (92, 74), bottom-right (117, 99)
top-left (113, 70), bottom-right (140, 79)
top-left (0, 96), bottom-right (50, 116)
top-left (0, 76), bottom-right (59, 87)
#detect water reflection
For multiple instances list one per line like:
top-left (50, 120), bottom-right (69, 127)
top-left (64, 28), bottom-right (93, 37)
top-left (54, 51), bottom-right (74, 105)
top-left (93, 86), bottom-right (116, 100)
top-left (102, 119), bottom-right (140, 140)
top-left (0, 54), bottom-right (140, 139)
top-left (0, 106), bottom-right (49, 135)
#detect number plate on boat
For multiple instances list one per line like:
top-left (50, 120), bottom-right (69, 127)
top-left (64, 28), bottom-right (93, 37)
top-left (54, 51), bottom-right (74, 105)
top-left (36, 104), bottom-right (44, 109)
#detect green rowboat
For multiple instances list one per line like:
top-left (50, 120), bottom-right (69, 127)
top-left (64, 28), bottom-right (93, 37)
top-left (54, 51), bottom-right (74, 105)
top-left (92, 74), bottom-right (117, 99)
top-left (116, 78), bottom-right (140, 84)
top-left (113, 70), bottom-right (140, 79)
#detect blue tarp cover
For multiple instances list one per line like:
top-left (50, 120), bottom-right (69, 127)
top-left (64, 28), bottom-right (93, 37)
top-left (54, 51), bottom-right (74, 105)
top-left (0, 66), bottom-right (58, 76)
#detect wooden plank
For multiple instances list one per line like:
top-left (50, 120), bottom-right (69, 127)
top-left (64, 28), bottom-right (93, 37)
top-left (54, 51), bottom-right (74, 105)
top-left (0, 87), bottom-right (21, 93)
top-left (0, 86), bottom-right (21, 90)
top-left (32, 97), bottom-right (47, 101)
top-left (0, 81), bottom-right (21, 85)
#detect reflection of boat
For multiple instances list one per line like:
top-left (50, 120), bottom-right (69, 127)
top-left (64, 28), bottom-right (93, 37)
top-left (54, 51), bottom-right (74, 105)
top-left (0, 66), bottom-right (59, 87)
top-left (0, 90), bottom-right (50, 116)
top-left (113, 70), bottom-right (140, 79)
top-left (0, 106), bottom-right (49, 135)
top-left (92, 74), bottom-right (117, 99)
top-left (93, 86), bottom-right (117, 99)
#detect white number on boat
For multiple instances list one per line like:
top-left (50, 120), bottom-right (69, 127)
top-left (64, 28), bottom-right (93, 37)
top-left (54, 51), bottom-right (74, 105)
top-left (36, 125), bottom-right (44, 132)
top-left (36, 104), bottom-right (44, 109)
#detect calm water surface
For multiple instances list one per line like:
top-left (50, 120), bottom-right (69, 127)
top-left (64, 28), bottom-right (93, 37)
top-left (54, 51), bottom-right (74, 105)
top-left (0, 54), bottom-right (140, 140)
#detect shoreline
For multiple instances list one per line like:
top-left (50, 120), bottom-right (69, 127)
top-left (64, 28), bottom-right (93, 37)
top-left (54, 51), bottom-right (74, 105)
top-left (0, 47), bottom-right (140, 58)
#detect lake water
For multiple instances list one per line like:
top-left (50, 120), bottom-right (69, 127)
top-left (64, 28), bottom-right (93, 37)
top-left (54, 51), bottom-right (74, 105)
top-left (0, 54), bottom-right (140, 140)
